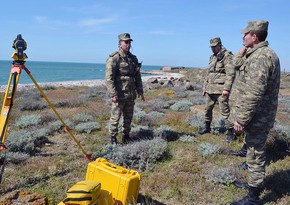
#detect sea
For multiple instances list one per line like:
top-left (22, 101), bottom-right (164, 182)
top-left (0, 60), bottom-right (162, 85)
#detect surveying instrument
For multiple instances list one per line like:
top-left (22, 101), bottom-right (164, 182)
top-left (0, 34), bottom-right (92, 183)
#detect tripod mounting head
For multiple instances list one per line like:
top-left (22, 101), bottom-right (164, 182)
top-left (11, 34), bottom-right (28, 64)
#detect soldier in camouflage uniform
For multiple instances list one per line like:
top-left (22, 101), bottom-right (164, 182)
top-left (105, 33), bottom-right (145, 144)
top-left (229, 48), bottom-right (248, 157)
top-left (198, 37), bottom-right (235, 141)
top-left (230, 20), bottom-right (280, 205)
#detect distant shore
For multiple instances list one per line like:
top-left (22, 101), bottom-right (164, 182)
top-left (0, 70), bottom-right (184, 93)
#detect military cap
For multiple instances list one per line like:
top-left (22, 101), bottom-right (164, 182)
top-left (241, 20), bottom-right (269, 34)
top-left (118, 33), bottom-right (133, 41)
top-left (210, 37), bottom-right (221, 47)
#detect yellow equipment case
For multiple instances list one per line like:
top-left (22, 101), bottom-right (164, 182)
top-left (86, 158), bottom-right (141, 205)
top-left (62, 180), bottom-right (101, 205)
top-left (58, 180), bottom-right (114, 205)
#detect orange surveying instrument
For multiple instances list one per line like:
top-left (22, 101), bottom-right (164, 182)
top-left (0, 34), bottom-right (92, 182)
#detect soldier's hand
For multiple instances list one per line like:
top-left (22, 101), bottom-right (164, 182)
top-left (112, 96), bottom-right (118, 103)
top-left (202, 90), bottom-right (206, 96)
top-left (139, 94), bottom-right (145, 102)
top-left (238, 47), bottom-right (247, 56)
top-left (222, 90), bottom-right (229, 97)
top-left (234, 121), bottom-right (244, 133)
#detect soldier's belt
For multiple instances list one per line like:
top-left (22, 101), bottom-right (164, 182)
top-left (119, 76), bottom-right (134, 80)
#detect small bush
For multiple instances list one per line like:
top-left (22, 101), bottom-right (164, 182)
top-left (78, 87), bottom-right (107, 99)
top-left (41, 113), bottom-right (57, 124)
top-left (197, 142), bottom-right (221, 158)
top-left (134, 109), bottom-right (148, 125)
top-left (7, 151), bottom-right (30, 163)
top-left (179, 134), bottom-right (196, 143)
top-left (170, 100), bottom-right (193, 112)
top-left (207, 167), bottom-right (236, 186)
top-left (15, 114), bottom-right (42, 128)
top-left (73, 113), bottom-right (94, 123)
top-left (53, 98), bottom-right (86, 108)
top-left (40, 85), bottom-right (56, 90)
top-left (19, 100), bottom-right (47, 111)
top-left (47, 121), bottom-right (63, 133)
top-left (188, 92), bottom-right (205, 105)
top-left (75, 122), bottom-right (101, 133)
top-left (186, 114), bottom-right (204, 129)
top-left (148, 111), bottom-right (165, 118)
top-left (6, 129), bottom-right (50, 155)
top-left (92, 138), bottom-right (169, 171)
top-left (134, 110), bottom-right (165, 127)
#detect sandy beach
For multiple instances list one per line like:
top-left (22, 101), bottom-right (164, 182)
top-left (0, 70), bottom-right (184, 93)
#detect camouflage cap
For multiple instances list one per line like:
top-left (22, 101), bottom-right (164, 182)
top-left (118, 33), bottom-right (133, 41)
top-left (241, 20), bottom-right (269, 34)
top-left (210, 37), bottom-right (221, 47)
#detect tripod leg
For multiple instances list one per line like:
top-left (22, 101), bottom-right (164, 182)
top-left (0, 69), bottom-right (21, 145)
top-left (23, 66), bottom-right (92, 161)
top-left (0, 150), bottom-right (7, 183)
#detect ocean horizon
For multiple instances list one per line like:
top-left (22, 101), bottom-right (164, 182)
top-left (0, 60), bottom-right (163, 85)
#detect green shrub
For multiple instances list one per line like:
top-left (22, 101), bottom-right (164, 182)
top-left (207, 167), bottom-right (236, 186)
top-left (50, 119), bottom-right (74, 130)
top-left (6, 129), bottom-right (49, 155)
top-left (75, 122), bottom-right (101, 133)
top-left (78, 86), bottom-right (108, 99)
top-left (197, 142), bottom-right (221, 158)
top-left (186, 114), bottom-right (204, 129)
top-left (92, 138), bottom-right (168, 171)
top-left (19, 100), bottom-right (47, 111)
top-left (53, 98), bottom-right (86, 108)
top-left (15, 114), bottom-right (42, 128)
top-left (7, 151), bottom-right (30, 163)
top-left (179, 134), bottom-right (196, 143)
top-left (73, 113), bottom-right (94, 123)
top-left (40, 85), bottom-right (56, 90)
top-left (149, 111), bottom-right (165, 118)
top-left (170, 100), bottom-right (193, 111)
top-left (47, 121), bottom-right (63, 133)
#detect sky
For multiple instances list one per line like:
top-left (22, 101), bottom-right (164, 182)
top-left (0, 0), bottom-right (289, 71)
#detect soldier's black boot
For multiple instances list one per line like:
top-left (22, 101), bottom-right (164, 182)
top-left (230, 186), bottom-right (262, 205)
top-left (232, 181), bottom-right (250, 189)
top-left (110, 136), bottom-right (118, 145)
top-left (231, 143), bottom-right (247, 157)
top-left (198, 122), bottom-right (211, 135)
top-left (122, 134), bottom-right (131, 144)
top-left (225, 128), bottom-right (236, 143)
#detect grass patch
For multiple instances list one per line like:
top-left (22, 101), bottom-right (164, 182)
top-left (0, 69), bottom-right (289, 204)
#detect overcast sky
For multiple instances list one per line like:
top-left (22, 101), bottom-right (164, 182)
top-left (1, 0), bottom-right (289, 70)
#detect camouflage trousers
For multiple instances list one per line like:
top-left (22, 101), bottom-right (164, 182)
top-left (245, 131), bottom-right (267, 188)
top-left (109, 98), bottom-right (135, 137)
top-left (204, 93), bottom-right (233, 129)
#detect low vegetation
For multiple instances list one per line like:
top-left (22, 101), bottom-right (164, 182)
top-left (0, 69), bottom-right (289, 205)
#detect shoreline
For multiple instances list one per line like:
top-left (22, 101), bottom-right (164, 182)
top-left (0, 70), bottom-right (185, 93)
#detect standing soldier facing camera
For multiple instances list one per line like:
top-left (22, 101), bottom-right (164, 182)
top-left (199, 37), bottom-right (235, 141)
top-left (106, 33), bottom-right (145, 145)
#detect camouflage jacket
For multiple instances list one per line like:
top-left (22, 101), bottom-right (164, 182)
top-left (229, 52), bottom-right (247, 106)
top-left (233, 41), bottom-right (280, 132)
top-left (203, 47), bottom-right (235, 94)
top-left (105, 49), bottom-right (143, 100)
